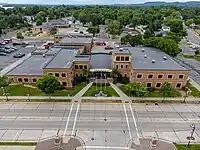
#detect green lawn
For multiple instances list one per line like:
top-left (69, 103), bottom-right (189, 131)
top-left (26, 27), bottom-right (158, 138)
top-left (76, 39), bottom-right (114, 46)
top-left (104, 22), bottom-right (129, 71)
top-left (0, 83), bottom-right (86, 96)
top-left (187, 83), bottom-right (200, 97)
top-left (183, 54), bottom-right (200, 62)
top-left (120, 86), bottom-right (181, 97)
top-left (176, 144), bottom-right (200, 150)
top-left (83, 84), bottom-right (119, 97)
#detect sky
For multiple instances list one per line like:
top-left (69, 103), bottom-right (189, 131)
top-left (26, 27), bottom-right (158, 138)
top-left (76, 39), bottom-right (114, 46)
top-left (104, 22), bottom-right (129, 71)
top-left (0, 0), bottom-right (200, 5)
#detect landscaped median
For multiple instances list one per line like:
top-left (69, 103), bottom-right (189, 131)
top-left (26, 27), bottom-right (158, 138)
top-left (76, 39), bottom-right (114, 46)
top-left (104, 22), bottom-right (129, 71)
top-left (176, 144), bottom-right (200, 150)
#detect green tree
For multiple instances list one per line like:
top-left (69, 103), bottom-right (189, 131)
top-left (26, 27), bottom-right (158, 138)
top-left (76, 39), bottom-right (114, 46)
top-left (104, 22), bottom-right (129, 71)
top-left (131, 16), bottom-right (140, 29)
top-left (164, 18), bottom-right (183, 34)
top-left (121, 34), bottom-right (143, 46)
top-left (124, 83), bottom-right (149, 97)
top-left (49, 27), bottom-right (57, 35)
top-left (87, 26), bottom-right (100, 37)
top-left (107, 20), bottom-right (122, 38)
top-left (160, 82), bottom-right (176, 99)
top-left (185, 19), bottom-right (193, 26)
top-left (195, 49), bottom-right (200, 55)
top-left (36, 74), bottom-right (61, 95)
top-left (16, 31), bottom-right (24, 39)
top-left (36, 19), bottom-right (42, 26)
top-left (0, 75), bottom-right (10, 101)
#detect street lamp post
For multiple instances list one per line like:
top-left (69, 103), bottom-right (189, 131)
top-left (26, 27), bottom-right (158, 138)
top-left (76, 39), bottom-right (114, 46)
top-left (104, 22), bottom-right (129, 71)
top-left (187, 124), bottom-right (195, 147)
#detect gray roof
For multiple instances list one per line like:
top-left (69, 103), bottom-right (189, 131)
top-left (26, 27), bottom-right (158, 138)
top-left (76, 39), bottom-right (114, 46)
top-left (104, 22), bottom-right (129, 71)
top-left (113, 48), bottom-right (131, 54)
top-left (90, 54), bottom-right (112, 69)
top-left (7, 54), bottom-right (54, 76)
top-left (74, 55), bottom-right (90, 62)
top-left (44, 49), bottom-right (79, 69)
top-left (45, 47), bottom-right (61, 56)
top-left (130, 47), bottom-right (188, 70)
top-left (60, 37), bottom-right (92, 45)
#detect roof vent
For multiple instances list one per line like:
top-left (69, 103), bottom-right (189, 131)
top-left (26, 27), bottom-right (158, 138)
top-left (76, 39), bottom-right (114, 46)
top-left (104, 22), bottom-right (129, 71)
top-left (163, 56), bottom-right (167, 60)
top-left (144, 55), bottom-right (147, 58)
top-left (142, 49), bottom-right (145, 52)
top-left (152, 60), bottom-right (155, 63)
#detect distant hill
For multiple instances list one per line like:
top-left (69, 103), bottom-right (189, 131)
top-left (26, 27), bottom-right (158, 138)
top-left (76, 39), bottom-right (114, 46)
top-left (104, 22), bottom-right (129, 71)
top-left (113, 1), bottom-right (200, 7)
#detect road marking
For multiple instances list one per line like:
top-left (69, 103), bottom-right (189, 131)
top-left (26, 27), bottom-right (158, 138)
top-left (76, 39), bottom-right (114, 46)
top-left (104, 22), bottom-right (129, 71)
top-left (63, 103), bottom-right (74, 136)
top-left (129, 104), bottom-right (140, 138)
top-left (84, 146), bottom-right (130, 149)
top-left (71, 103), bottom-right (80, 136)
top-left (123, 104), bottom-right (132, 140)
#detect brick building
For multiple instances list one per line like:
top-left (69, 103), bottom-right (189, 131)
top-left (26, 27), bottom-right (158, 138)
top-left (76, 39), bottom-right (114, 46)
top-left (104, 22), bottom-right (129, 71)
top-left (6, 46), bottom-right (189, 89)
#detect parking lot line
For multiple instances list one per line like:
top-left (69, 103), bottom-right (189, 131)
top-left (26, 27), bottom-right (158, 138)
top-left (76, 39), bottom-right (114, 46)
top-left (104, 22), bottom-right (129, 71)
top-left (71, 103), bottom-right (80, 136)
top-left (123, 104), bottom-right (132, 140)
top-left (63, 103), bottom-right (74, 136)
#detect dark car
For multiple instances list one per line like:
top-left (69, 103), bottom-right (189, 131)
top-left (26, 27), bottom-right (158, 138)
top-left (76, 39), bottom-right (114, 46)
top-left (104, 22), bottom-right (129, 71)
top-left (13, 53), bottom-right (25, 58)
top-left (105, 45), bottom-right (114, 50)
top-left (0, 52), bottom-right (7, 56)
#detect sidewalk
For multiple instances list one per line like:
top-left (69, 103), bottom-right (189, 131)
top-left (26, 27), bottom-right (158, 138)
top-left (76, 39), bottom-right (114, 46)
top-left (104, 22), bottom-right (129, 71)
top-left (0, 146), bottom-right (35, 150)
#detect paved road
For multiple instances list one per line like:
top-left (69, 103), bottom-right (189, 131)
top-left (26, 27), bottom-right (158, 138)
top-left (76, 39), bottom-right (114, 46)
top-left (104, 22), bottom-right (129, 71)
top-left (187, 29), bottom-right (200, 46)
top-left (0, 102), bottom-right (200, 149)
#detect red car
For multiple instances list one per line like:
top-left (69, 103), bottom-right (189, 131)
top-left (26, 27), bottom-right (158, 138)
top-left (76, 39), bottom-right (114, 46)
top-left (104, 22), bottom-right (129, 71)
top-left (95, 41), bottom-right (106, 46)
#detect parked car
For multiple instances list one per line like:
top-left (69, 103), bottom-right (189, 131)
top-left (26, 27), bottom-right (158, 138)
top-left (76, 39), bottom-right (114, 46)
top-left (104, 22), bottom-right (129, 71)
top-left (105, 45), bottom-right (114, 50)
top-left (13, 53), bottom-right (25, 58)
top-left (10, 46), bottom-right (17, 50)
top-left (4, 49), bottom-right (11, 53)
top-left (8, 48), bottom-right (15, 52)
top-left (95, 41), bottom-right (106, 46)
top-left (0, 52), bottom-right (7, 56)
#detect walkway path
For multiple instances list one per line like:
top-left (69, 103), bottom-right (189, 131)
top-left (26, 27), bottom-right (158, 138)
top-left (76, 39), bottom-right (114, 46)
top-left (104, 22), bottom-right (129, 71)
top-left (72, 82), bottom-right (93, 102)
top-left (110, 83), bottom-right (129, 102)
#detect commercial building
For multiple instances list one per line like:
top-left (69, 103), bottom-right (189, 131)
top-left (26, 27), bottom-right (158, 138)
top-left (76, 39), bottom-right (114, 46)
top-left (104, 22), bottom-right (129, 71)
top-left (6, 46), bottom-right (189, 89)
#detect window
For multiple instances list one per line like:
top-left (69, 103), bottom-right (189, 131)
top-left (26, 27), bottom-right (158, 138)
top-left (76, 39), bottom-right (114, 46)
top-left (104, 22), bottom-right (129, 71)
top-left (79, 65), bottom-right (83, 69)
top-left (55, 73), bottom-right (59, 77)
top-left (147, 83), bottom-right (152, 87)
top-left (121, 56), bottom-right (124, 61)
top-left (121, 65), bottom-right (123, 69)
top-left (75, 65), bottom-right (78, 69)
top-left (116, 56), bottom-right (120, 61)
top-left (168, 75), bottom-right (173, 79)
top-left (124, 74), bottom-right (127, 77)
top-left (137, 74), bottom-right (142, 78)
top-left (179, 75), bottom-right (184, 79)
top-left (62, 82), bottom-right (67, 86)
top-left (48, 73), bottom-right (53, 75)
top-left (176, 83), bottom-right (182, 88)
top-left (125, 56), bottom-right (129, 61)
top-left (148, 74), bottom-right (153, 79)
top-left (61, 73), bottom-right (66, 77)
top-left (32, 79), bottom-right (37, 82)
top-left (125, 65), bottom-right (128, 68)
top-left (158, 75), bottom-right (163, 79)
top-left (156, 83), bottom-right (161, 88)
top-left (18, 78), bottom-right (22, 82)
top-left (116, 65), bottom-right (118, 69)
top-left (24, 78), bottom-right (28, 82)
top-left (84, 65), bottom-right (87, 69)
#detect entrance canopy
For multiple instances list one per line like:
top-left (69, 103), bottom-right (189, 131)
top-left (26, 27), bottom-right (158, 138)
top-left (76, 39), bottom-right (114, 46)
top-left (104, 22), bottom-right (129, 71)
top-left (90, 68), bottom-right (112, 72)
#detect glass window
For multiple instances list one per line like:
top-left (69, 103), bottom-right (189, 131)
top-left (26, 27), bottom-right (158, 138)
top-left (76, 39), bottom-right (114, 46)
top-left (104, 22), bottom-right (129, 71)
top-left (121, 65), bottom-right (123, 68)
top-left (125, 56), bottom-right (129, 61)
top-left (168, 75), bottom-right (173, 79)
top-left (137, 74), bottom-right (142, 78)
top-left (121, 56), bottom-right (124, 61)
top-left (147, 83), bottom-right (152, 87)
top-left (48, 73), bottom-right (53, 75)
top-left (124, 74), bottom-right (127, 77)
top-left (79, 65), bottom-right (83, 69)
top-left (156, 83), bottom-right (161, 87)
top-left (75, 65), bottom-right (78, 69)
top-left (148, 74), bottom-right (153, 78)
top-left (176, 83), bottom-right (181, 88)
top-left (55, 73), bottom-right (59, 77)
top-left (61, 73), bottom-right (66, 77)
top-left (84, 65), bottom-right (87, 69)
top-left (18, 78), bottom-right (22, 82)
top-left (116, 56), bottom-right (120, 61)
top-left (116, 65), bottom-right (118, 69)
top-left (179, 75), bottom-right (184, 79)
top-left (62, 82), bottom-right (67, 86)
top-left (32, 79), bottom-right (37, 82)
top-left (24, 78), bottom-right (28, 82)
top-left (125, 65), bottom-right (128, 68)
top-left (158, 75), bottom-right (163, 78)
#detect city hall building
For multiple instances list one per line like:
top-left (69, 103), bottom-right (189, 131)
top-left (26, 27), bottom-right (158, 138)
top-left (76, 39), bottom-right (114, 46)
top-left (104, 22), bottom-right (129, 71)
top-left (5, 46), bottom-right (189, 89)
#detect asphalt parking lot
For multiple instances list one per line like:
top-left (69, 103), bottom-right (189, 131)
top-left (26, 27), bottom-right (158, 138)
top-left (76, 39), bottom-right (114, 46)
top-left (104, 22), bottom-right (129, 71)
top-left (0, 102), bottom-right (199, 149)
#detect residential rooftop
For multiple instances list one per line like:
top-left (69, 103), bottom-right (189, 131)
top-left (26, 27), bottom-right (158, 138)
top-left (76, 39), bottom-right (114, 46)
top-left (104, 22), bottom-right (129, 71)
top-left (7, 54), bottom-right (54, 76)
top-left (90, 53), bottom-right (112, 69)
top-left (129, 47), bottom-right (188, 70)
top-left (44, 48), bottom-right (79, 69)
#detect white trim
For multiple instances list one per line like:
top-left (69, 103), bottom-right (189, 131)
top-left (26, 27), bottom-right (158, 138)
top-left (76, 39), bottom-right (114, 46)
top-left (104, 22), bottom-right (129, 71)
top-left (157, 74), bottom-right (164, 79)
top-left (178, 74), bottom-right (184, 79)
top-left (176, 82), bottom-right (182, 88)
top-left (90, 68), bottom-right (112, 72)
top-left (155, 82), bottom-right (162, 88)
top-left (167, 74), bottom-right (173, 79)
top-left (136, 73), bottom-right (143, 79)
top-left (146, 82), bottom-right (152, 88)
top-left (148, 74), bottom-right (154, 79)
